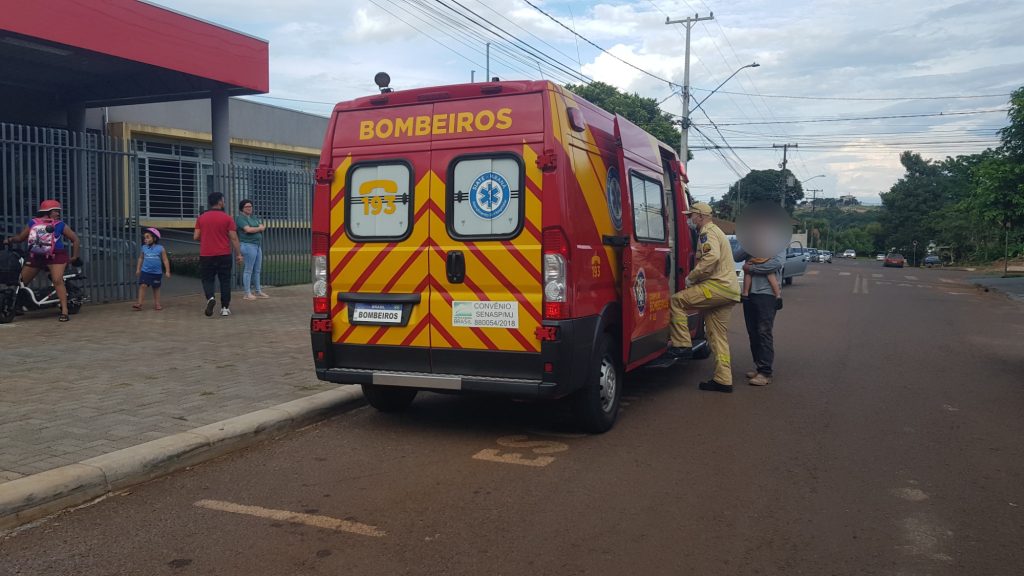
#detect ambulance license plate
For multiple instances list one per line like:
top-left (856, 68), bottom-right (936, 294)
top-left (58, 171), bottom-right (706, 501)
top-left (351, 303), bottom-right (403, 325)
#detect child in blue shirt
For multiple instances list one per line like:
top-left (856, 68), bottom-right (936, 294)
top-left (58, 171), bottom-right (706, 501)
top-left (134, 228), bottom-right (171, 310)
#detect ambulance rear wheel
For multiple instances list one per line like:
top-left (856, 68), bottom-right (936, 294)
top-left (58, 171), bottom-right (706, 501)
top-left (573, 333), bottom-right (621, 434)
top-left (361, 385), bottom-right (417, 412)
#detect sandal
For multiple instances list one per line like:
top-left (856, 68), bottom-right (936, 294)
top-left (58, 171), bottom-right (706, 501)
top-left (132, 304), bottom-right (142, 311)
top-left (154, 305), bottom-right (163, 311)
top-left (58, 314), bottom-right (69, 322)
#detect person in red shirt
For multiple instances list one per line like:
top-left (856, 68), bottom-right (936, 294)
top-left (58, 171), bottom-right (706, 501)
top-left (194, 192), bottom-right (243, 317)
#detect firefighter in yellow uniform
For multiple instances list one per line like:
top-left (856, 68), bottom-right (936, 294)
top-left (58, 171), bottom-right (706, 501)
top-left (667, 202), bottom-right (741, 393)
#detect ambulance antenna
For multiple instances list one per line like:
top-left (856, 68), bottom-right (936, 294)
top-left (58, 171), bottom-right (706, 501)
top-left (374, 72), bottom-right (393, 93)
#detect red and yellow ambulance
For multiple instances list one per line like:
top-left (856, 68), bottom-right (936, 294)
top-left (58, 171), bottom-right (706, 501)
top-left (310, 79), bottom-right (709, 432)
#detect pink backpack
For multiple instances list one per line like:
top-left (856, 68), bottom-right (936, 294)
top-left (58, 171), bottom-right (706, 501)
top-left (27, 218), bottom-right (58, 258)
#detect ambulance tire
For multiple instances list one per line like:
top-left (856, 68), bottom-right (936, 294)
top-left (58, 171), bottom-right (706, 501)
top-left (573, 333), bottom-right (622, 434)
top-left (361, 384), bottom-right (417, 412)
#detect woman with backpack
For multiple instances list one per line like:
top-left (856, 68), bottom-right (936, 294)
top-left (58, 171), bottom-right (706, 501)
top-left (2, 199), bottom-right (82, 322)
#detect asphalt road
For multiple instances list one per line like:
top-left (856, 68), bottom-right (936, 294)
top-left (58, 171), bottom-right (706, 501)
top-left (3, 258), bottom-right (1022, 576)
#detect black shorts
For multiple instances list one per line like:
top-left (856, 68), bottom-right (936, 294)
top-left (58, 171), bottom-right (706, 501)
top-left (139, 272), bottom-right (163, 288)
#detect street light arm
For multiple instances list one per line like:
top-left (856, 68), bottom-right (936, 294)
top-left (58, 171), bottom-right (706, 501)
top-left (689, 62), bottom-right (759, 116)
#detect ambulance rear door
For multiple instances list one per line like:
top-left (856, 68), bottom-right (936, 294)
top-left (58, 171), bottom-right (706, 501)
top-left (427, 95), bottom-right (546, 380)
top-left (328, 104), bottom-right (435, 373)
top-left (613, 115), bottom-right (672, 371)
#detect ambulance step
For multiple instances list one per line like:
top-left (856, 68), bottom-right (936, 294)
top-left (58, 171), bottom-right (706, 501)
top-left (645, 355), bottom-right (678, 369)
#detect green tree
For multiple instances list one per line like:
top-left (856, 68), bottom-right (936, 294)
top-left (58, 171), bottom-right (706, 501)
top-left (565, 82), bottom-right (686, 158)
top-left (714, 169), bottom-right (805, 218)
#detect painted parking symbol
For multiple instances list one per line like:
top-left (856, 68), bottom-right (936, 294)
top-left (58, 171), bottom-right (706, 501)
top-left (472, 435), bottom-right (569, 467)
top-left (470, 172), bottom-right (510, 220)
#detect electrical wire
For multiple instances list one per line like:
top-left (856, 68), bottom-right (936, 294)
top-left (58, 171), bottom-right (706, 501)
top-left (519, 0), bottom-right (676, 86)
top-left (689, 109), bottom-right (1009, 125)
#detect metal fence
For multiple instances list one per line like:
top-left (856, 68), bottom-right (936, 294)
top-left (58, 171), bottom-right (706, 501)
top-left (2, 123), bottom-right (314, 303)
top-left (212, 162), bottom-right (313, 288)
top-left (1, 123), bottom-right (139, 303)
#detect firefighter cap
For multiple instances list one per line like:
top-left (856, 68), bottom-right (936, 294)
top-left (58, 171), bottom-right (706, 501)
top-left (682, 201), bottom-right (713, 216)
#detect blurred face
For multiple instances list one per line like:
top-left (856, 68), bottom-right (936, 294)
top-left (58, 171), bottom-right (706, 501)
top-left (736, 201), bottom-right (792, 258)
top-left (242, 202), bottom-right (253, 214)
top-left (47, 210), bottom-right (60, 219)
top-left (143, 232), bottom-right (155, 245)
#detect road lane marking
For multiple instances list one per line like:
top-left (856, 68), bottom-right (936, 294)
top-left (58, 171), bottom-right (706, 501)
top-left (839, 272), bottom-right (851, 276)
top-left (872, 273), bottom-right (883, 278)
top-left (861, 277), bottom-right (869, 294)
top-left (939, 278), bottom-right (956, 284)
top-left (876, 281), bottom-right (891, 285)
top-left (853, 276), bottom-right (860, 294)
top-left (807, 270), bottom-right (819, 275)
top-left (193, 500), bottom-right (386, 537)
top-left (905, 275), bottom-right (918, 281)
top-left (473, 435), bottom-right (569, 467)
top-left (898, 283), bottom-right (912, 287)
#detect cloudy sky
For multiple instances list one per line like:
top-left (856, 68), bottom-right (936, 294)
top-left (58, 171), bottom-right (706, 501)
top-left (154, 0), bottom-right (1024, 204)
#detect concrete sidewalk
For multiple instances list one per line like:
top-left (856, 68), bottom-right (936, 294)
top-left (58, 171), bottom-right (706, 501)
top-left (0, 284), bottom-right (362, 529)
top-left (970, 275), bottom-right (1024, 302)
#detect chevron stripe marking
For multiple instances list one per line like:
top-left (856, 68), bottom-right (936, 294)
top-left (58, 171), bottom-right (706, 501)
top-left (463, 243), bottom-right (542, 325)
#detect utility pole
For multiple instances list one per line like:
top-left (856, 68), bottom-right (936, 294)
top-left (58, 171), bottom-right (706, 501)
top-left (666, 12), bottom-right (714, 171)
top-left (485, 43), bottom-right (490, 81)
top-left (806, 189), bottom-right (822, 213)
top-left (805, 188), bottom-right (822, 248)
top-left (773, 143), bottom-right (798, 209)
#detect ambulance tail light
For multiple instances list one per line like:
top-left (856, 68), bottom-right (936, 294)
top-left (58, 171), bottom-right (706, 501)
top-left (313, 232), bottom-right (329, 314)
top-left (543, 227), bottom-right (569, 320)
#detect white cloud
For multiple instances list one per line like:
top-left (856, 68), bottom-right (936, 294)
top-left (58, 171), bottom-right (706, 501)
top-left (152, 0), bottom-right (1024, 201)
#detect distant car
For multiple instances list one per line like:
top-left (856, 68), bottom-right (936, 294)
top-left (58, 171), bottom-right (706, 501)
top-left (884, 253), bottom-right (906, 268)
top-left (808, 248), bottom-right (820, 262)
top-left (876, 253), bottom-right (886, 261)
top-left (843, 249), bottom-right (857, 259)
top-left (820, 250), bottom-right (833, 263)
top-left (924, 255), bottom-right (941, 268)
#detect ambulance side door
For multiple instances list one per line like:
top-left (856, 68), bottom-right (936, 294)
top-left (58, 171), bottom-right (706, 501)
top-left (613, 116), bottom-right (672, 370)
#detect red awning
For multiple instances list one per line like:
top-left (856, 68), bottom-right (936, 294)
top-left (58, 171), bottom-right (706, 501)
top-left (1, 0), bottom-right (268, 108)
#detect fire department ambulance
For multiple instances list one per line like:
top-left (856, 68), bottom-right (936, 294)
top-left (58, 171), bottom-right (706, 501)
top-left (310, 79), bottom-right (709, 432)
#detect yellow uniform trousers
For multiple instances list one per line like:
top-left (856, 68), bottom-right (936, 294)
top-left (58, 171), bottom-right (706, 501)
top-left (670, 282), bottom-right (739, 386)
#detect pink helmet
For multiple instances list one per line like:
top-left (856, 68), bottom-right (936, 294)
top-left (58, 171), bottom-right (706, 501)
top-left (38, 199), bottom-right (62, 214)
top-left (145, 227), bottom-right (161, 240)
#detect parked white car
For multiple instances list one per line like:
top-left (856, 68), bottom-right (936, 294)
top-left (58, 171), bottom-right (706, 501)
top-left (843, 249), bottom-right (857, 259)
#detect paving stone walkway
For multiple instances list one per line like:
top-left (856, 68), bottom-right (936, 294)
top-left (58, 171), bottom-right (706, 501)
top-left (0, 284), bottom-right (339, 482)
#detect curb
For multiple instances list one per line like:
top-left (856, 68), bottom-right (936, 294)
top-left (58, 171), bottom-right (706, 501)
top-left (0, 386), bottom-right (364, 532)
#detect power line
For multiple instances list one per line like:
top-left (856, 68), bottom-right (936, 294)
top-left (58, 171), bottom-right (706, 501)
top-left (688, 89), bottom-right (1013, 101)
top-left (429, 0), bottom-right (592, 84)
top-left (520, 0), bottom-right (675, 86)
top-left (690, 109), bottom-right (1009, 126)
top-left (367, 0), bottom-right (481, 69)
top-left (401, 0), bottom-right (548, 81)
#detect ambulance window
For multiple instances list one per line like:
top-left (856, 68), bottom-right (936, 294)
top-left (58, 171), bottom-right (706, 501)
top-left (345, 161), bottom-right (413, 241)
top-left (447, 154), bottom-right (524, 240)
top-left (629, 172), bottom-right (666, 242)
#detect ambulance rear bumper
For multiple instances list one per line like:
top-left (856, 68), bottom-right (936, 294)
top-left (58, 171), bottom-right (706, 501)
top-left (316, 368), bottom-right (562, 398)
top-left (311, 315), bottom-right (602, 400)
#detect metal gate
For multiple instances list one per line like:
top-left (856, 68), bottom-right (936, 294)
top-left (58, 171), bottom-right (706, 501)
top-left (3, 123), bottom-right (314, 303)
top-left (214, 162), bottom-right (313, 288)
top-left (1, 123), bottom-right (139, 303)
